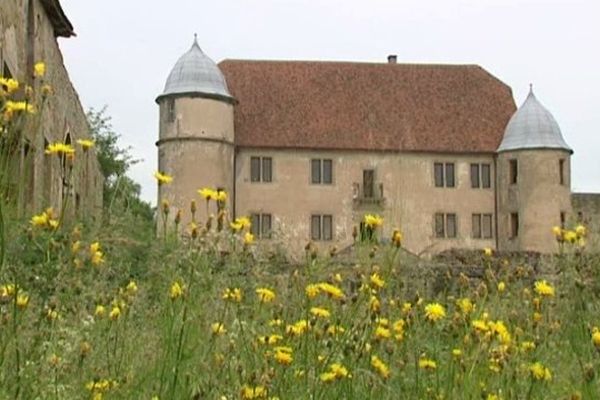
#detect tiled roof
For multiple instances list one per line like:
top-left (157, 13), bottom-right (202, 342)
top-left (219, 60), bottom-right (516, 153)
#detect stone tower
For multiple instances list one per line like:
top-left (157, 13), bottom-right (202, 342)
top-left (156, 37), bottom-right (235, 229)
top-left (496, 87), bottom-right (572, 253)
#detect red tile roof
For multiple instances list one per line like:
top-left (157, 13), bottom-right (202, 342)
top-left (219, 60), bottom-right (516, 153)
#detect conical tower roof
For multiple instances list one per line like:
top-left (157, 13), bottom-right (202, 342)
top-left (156, 36), bottom-right (233, 102)
top-left (498, 87), bottom-right (571, 153)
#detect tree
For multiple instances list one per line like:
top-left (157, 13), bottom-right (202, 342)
top-left (86, 107), bottom-right (153, 222)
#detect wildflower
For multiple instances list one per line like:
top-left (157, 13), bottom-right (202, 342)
top-left (457, 298), bottom-right (474, 315)
top-left (198, 187), bottom-right (216, 200)
top-left (34, 62), bottom-right (46, 77)
top-left (109, 306), bottom-right (121, 321)
top-left (534, 280), bottom-right (555, 297)
top-left (77, 139), bottom-right (95, 151)
top-left (520, 341), bottom-right (536, 352)
top-left (45, 142), bottom-right (75, 156)
top-left (170, 282), bottom-right (184, 300)
top-left (211, 322), bottom-right (227, 335)
top-left (4, 100), bottom-right (35, 115)
top-left (273, 346), bottom-right (293, 365)
top-left (402, 302), bottom-right (412, 315)
top-left (16, 294), bottom-right (29, 309)
top-left (215, 190), bottom-right (227, 202)
top-left (371, 355), bottom-right (390, 379)
top-left (497, 281), bottom-right (506, 293)
top-left (90, 242), bottom-right (105, 266)
top-left (71, 240), bottom-right (81, 253)
top-left (326, 325), bottom-right (346, 336)
top-left (153, 171), bottom-right (173, 185)
top-left (529, 362), bottom-right (552, 381)
top-left (269, 318), bottom-right (284, 327)
top-left (0, 77), bottom-right (19, 93)
top-left (320, 363), bottom-right (349, 382)
top-left (364, 214), bottom-right (383, 228)
top-left (286, 319), bottom-right (309, 336)
top-left (424, 302), bottom-right (446, 322)
top-left (310, 307), bottom-right (331, 319)
top-left (240, 385), bottom-right (267, 399)
top-left (484, 247), bottom-right (493, 257)
top-left (592, 327), bottom-right (600, 347)
top-left (48, 219), bottom-right (60, 230)
top-left (305, 284), bottom-right (320, 299)
top-left (258, 334), bottom-right (283, 345)
top-left (563, 230), bottom-right (577, 243)
top-left (391, 229), bottom-right (402, 247)
top-left (552, 226), bottom-right (562, 240)
top-left (95, 305), bottom-right (106, 318)
top-left (256, 288), bottom-right (276, 303)
top-left (80, 341), bottom-right (92, 358)
top-left (374, 325), bottom-right (391, 340)
top-left (46, 308), bottom-right (59, 321)
top-left (370, 272), bottom-right (385, 289)
top-left (243, 232), bottom-right (254, 245)
top-left (472, 319), bottom-right (489, 333)
top-left (575, 224), bottom-right (586, 237)
top-left (30, 211), bottom-right (49, 227)
top-left (318, 282), bottom-right (344, 300)
top-left (126, 281), bottom-right (138, 295)
top-left (419, 357), bottom-right (437, 370)
top-left (452, 349), bottom-right (462, 358)
top-left (222, 287), bottom-right (242, 302)
top-left (370, 295), bottom-right (381, 313)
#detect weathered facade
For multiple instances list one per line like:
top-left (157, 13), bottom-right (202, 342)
top-left (156, 39), bottom-right (589, 256)
top-left (0, 0), bottom-right (103, 217)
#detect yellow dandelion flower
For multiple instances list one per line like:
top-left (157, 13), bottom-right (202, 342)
top-left (126, 280), bottom-right (138, 295)
top-left (109, 306), bottom-right (121, 321)
top-left (534, 280), bottom-right (555, 297)
top-left (552, 226), bottom-right (562, 239)
top-left (34, 62), bottom-right (46, 77)
top-left (45, 142), bottom-right (74, 156)
top-left (170, 282), bottom-right (184, 300)
top-left (483, 247), bottom-right (493, 257)
top-left (592, 327), bottom-right (600, 347)
top-left (363, 214), bottom-right (383, 228)
top-left (153, 171), bottom-right (173, 185)
top-left (273, 346), bottom-right (293, 365)
top-left (419, 357), bottom-right (437, 370)
top-left (563, 230), bottom-right (577, 243)
top-left (77, 139), bottom-right (95, 151)
top-left (529, 362), bottom-right (552, 381)
top-left (222, 287), bottom-right (242, 302)
top-left (318, 282), bottom-right (344, 300)
top-left (310, 307), bottom-right (331, 318)
top-left (215, 190), bottom-right (227, 202)
top-left (424, 302), bottom-right (446, 322)
top-left (374, 325), bottom-right (391, 340)
top-left (30, 211), bottom-right (49, 227)
top-left (370, 295), bottom-right (381, 313)
top-left (16, 294), bottom-right (29, 309)
top-left (402, 302), bottom-right (412, 315)
top-left (5, 100), bottom-right (35, 115)
top-left (95, 305), bottom-right (106, 318)
top-left (457, 298), bottom-right (474, 315)
top-left (0, 77), bottom-right (19, 93)
top-left (319, 371), bottom-right (337, 383)
top-left (286, 319), bottom-right (309, 336)
top-left (243, 232), bottom-right (254, 245)
top-left (240, 385), bottom-right (267, 399)
top-left (256, 288), bottom-right (276, 303)
top-left (305, 284), bottom-right (320, 298)
top-left (452, 349), bottom-right (462, 358)
top-left (370, 272), bottom-right (385, 289)
top-left (198, 187), bottom-right (216, 200)
top-left (371, 355), bottom-right (390, 379)
top-left (211, 322), bottom-right (227, 335)
top-left (575, 224), bottom-right (586, 237)
top-left (497, 281), bottom-right (506, 293)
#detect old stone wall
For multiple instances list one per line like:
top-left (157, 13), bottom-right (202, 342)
top-left (235, 148), bottom-right (497, 257)
top-left (0, 0), bottom-right (103, 217)
top-left (572, 193), bottom-right (600, 249)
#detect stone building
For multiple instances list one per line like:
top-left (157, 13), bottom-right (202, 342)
top-left (156, 38), bottom-right (593, 256)
top-left (0, 0), bottom-right (103, 217)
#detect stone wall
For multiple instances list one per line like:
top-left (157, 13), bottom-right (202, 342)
top-left (0, 0), bottom-right (103, 217)
top-left (572, 193), bottom-right (600, 249)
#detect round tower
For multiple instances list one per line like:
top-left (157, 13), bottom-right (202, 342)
top-left (156, 36), bottom-right (235, 232)
top-left (496, 87), bottom-right (572, 253)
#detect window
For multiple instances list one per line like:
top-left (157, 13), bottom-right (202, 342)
top-left (510, 213), bottom-right (519, 238)
top-left (166, 99), bottom-right (175, 123)
top-left (363, 169), bottom-right (375, 198)
top-left (310, 214), bottom-right (333, 241)
top-left (472, 213), bottom-right (493, 239)
top-left (434, 162), bottom-right (455, 188)
top-left (509, 159), bottom-right (518, 184)
top-left (471, 163), bottom-right (491, 188)
top-left (250, 213), bottom-right (272, 238)
top-left (559, 159), bottom-right (565, 185)
top-left (434, 213), bottom-right (457, 238)
top-left (250, 157), bottom-right (272, 183)
top-left (310, 159), bottom-right (332, 184)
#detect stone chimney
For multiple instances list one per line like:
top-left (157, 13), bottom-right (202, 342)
top-left (387, 55), bottom-right (397, 64)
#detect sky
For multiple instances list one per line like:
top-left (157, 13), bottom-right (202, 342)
top-left (58, 0), bottom-right (600, 204)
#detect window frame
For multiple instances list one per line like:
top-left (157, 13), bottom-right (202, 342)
top-left (250, 156), bottom-right (272, 183)
top-left (250, 213), bottom-right (273, 239)
top-left (434, 162), bottom-right (455, 188)
top-left (310, 158), bottom-right (333, 185)
top-left (310, 214), bottom-right (333, 241)
top-left (509, 159), bottom-right (518, 185)
top-left (472, 213), bottom-right (493, 239)
top-left (559, 159), bottom-right (565, 185)
top-left (510, 212), bottom-right (519, 238)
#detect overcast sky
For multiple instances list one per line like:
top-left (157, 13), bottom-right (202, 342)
top-left (58, 0), bottom-right (599, 204)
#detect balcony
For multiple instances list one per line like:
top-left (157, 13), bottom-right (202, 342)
top-left (352, 182), bottom-right (386, 208)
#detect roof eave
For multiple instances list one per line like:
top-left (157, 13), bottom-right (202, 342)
top-left (155, 91), bottom-right (237, 105)
top-left (497, 146), bottom-right (573, 155)
top-left (40, 0), bottom-right (75, 38)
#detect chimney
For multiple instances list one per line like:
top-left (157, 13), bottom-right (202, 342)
top-left (387, 54), bottom-right (397, 64)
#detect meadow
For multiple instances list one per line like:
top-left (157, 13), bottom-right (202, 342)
top-left (1, 63), bottom-right (600, 400)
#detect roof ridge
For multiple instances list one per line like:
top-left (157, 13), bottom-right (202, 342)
top-left (219, 58), bottom-right (481, 68)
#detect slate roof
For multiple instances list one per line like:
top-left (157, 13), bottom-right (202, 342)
top-left (219, 60), bottom-right (516, 153)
